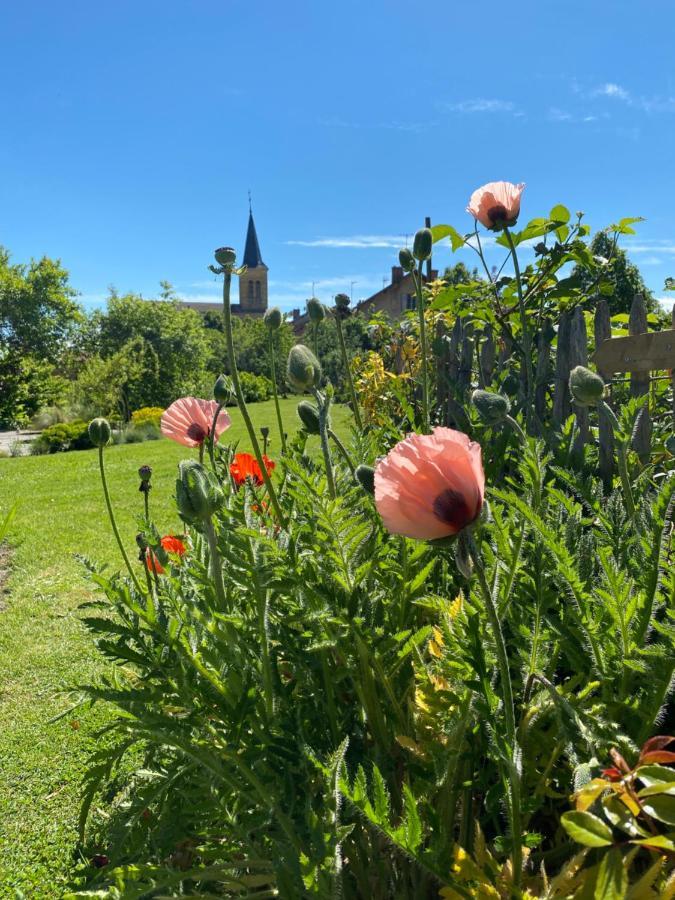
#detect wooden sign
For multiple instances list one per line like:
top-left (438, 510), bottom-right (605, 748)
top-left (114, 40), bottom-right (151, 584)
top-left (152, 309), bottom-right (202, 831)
top-left (593, 329), bottom-right (675, 374)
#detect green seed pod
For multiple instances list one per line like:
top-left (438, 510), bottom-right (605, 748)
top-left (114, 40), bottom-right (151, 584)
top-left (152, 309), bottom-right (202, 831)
top-left (412, 228), bottom-right (433, 262)
top-left (88, 417), bottom-right (111, 448)
top-left (214, 246), bottom-right (236, 267)
top-left (569, 365), bottom-right (605, 407)
top-left (213, 374), bottom-right (231, 404)
top-left (287, 344), bottom-right (322, 393)
top-left (471, 389), bottom-right (511, 425)
top-left (306, 297), bottom-right (325, 324)
top-left (296, 400), bottom-right (322, 435)
top-left (175, 459), bottom-right (224, 524)
top-left (355, 464), bottom-right (375, 496)
top-left (264, 307), bottom-right (283, 331)
top-left (398, 248), bottom-right (415, 273)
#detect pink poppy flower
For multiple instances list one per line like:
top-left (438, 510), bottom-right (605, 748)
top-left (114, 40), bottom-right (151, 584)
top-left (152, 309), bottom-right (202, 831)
top-left (161, 397), bottom-right (232, 448)
top-left (467, 181), bottom-right (525, 231)
top-left (374, 428), bottom-right (484, 541)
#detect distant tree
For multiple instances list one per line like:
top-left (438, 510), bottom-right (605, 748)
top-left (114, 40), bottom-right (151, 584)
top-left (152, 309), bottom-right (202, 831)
top-left (0, 247), bottom-right (82, 361)
top-left (443, 261), bottom-right (480, 285)
top-left (574, 231), bottom-right (656, 315)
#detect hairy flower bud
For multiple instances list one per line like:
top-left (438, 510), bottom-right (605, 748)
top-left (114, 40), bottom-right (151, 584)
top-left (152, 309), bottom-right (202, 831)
top-left (471, 389), bottom-right (511, 425)
top-left (264, 307), bottom-right (283, 331)
top-left (334, 293), bottom-right (350, 309)
top-left (355, 464), bottom-right (375, 496)
top-left (306, 297), bottom-right (325, 324)
top-left (138, 464), bottom-right (152, 494)
top-left (175, 459), bottom-right (224, 524)
top-left (398, 247), bottom-right (415, 273)
top-left (214, 246), bottom-right (236, 267)
top-left (88, 418), bottom-right (111, 448)
top-left (297, 400), bottom-right (322, 434)
top-left (569, 365), bottom-right (605, 407)
top-left (213, 374), bottom-right (231, 404)
top-left (287, 344), bottom-right (322, 392)
top-left (412, 228), bottom-right (433, 262)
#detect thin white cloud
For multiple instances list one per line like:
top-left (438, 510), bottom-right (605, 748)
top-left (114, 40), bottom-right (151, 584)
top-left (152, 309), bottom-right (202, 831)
top-left (285, 234), bottom-right (408, 249)
top-left (594, 82), bottom-right (630, 101)
top-left (444, 98), bottom-right (517, 114)
top-left (318, 116), bottom-right (433, 132)
top-left (548, 107), bottom-right (573, 122)
top-left (625, 241), bottom-right (675, 255)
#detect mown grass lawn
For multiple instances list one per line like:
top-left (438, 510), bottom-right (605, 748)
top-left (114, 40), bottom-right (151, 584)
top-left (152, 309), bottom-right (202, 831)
top-left (0, 398), bottom-right (352, 898)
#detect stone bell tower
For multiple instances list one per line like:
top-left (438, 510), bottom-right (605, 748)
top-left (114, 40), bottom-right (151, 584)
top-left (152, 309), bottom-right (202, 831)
top-left (238, 204), bottom-right (268, 314)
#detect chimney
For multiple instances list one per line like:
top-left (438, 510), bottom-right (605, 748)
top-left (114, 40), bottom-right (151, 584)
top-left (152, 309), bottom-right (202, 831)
top-left (391, 265), bottom-right (403, 285)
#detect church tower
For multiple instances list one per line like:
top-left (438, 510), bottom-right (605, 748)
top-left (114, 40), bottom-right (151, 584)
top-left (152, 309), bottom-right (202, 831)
top-left (238, 207), bottom-right (268, 313)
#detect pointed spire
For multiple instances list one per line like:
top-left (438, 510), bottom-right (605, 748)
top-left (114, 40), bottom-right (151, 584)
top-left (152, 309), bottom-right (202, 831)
top-left (243, 205), bottom-right (265, 269)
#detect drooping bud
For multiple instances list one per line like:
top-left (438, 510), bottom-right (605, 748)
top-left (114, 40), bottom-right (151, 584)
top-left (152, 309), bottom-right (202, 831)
top-left (413, 228), bottom-right (433, 262)
top-left (471, 389), bottom-right (511, 426)
top-left (138, 464), bottom-right (153, 494)
top-left (287, 344), bottom-right (322, 392)
top-left (569, 365), bottom-right (605, 407)
top-left (399, 248), bottom-right (415, 273)
top-left (264, 307), bottom-right (283, 331)
top-left (88, 418), bottom-right (111, 448)
top-left (213, 374), bottom-right (231, 404)
top-left (260, 425), bottom-right (270, 439)
top-left (214, 247), bottom-right (236, 267)
top-left (297, 400), bottom-right (321, 435)
top-left (355, 464), bottom-right (375, 496)
top-left (175, 459), bottom-right (224, 524)
top-left (306, 297), bottom-right (325, 324)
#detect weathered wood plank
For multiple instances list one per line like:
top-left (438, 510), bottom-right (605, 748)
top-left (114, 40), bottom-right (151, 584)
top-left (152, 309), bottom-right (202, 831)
top-left (553, 310), bottom-right (572, 427)
top-left (570, 306), bottom-right (589, 453)
top-left (594, 300), bottom-right (614, 490)
top-left (629, 293), bottom-right (652, 463)
top-left (593, 329), bottom-right (675, 374)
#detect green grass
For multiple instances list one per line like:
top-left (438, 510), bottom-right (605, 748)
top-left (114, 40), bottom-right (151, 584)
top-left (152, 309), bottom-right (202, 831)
top-left (0, 398), bottom-right (352, 897)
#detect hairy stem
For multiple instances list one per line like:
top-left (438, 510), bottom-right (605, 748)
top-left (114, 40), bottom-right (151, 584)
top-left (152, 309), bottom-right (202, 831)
top-left (504, 226), bottom-right (535, 435)
top-left (314, 389), bottom-right (337, 498)
top-left (98, 445), bottom-right (144, 593)
top-left (413, 263), bottom-right (430, 433)
top-left (335, 313), bottom-right (363, 430)
top-left (328, 428), bottom-right (355, 474)
top-left (598, 400), bottom-right (636, 522)
top-left (204, 518), bottom-right (228, 610)
top-left (268, 332), bottom-right (287, 453)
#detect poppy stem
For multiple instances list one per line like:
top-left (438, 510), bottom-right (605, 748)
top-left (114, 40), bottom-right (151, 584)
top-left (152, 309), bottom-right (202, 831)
top-left (221, 269), bottom-right (286, 526)
top-left (412, 262), bottom-right (430, 433)
top-left (467, 536), bottom-right (522, 891)
top-left (335, 311), bottom-right (363, 431)
top-left (503, 227), bottom-right (535, 436)
top-left (328, 429), bottom-right (355, 475)
top-left (97, 445), bottom-right (144, 594)
top-left (313, 388), bottom-right (337, 499)
top-left (208, 402), bottom-right (224, 474)
top-left (204, 518), bottom-right (228, 610)
top-left (598, 400), bottom-right (637, 523)
top-left (268, 331), bottom-right (287, 454)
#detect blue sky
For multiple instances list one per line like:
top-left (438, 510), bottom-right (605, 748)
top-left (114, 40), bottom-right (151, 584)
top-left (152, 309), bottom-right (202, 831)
top-left (2, 0), bottom-right (675, 312)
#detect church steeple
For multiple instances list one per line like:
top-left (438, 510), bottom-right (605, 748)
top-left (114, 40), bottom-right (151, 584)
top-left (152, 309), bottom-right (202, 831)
top-left (238, 201), bottom-right (269, 314)
top-left (242, 210), bottom-right (265, 269)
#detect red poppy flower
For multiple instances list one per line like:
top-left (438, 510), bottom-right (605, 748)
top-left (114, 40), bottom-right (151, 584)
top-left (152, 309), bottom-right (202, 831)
top-left (160, 535), bottom-right (187, 556)
top-left (145, 549), bottom-right (165, 575)
top-left (230, 452), bottom-right (276, 487)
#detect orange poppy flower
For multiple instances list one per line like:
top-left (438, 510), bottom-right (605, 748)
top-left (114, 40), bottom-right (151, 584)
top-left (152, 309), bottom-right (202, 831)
top-left (230, 452), bottom-right (276, 487)
top-left (145, 549), bottom-right (165, 575)
top-left (160, 535), bottom-right (187, 556)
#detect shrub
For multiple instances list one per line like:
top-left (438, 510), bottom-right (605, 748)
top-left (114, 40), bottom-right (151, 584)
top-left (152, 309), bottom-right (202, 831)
top-left (32, 420), bottom-right (91, 453)
top-left (130, 406), bottom-right (164, 428)
top-left (112, 423), bottom-right (161, 445)
top-left (237, 371), bottom-right (273, 404)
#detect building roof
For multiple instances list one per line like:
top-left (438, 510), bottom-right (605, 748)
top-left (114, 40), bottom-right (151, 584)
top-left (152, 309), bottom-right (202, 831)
top-left (242, 210), bottom-right (266, 269)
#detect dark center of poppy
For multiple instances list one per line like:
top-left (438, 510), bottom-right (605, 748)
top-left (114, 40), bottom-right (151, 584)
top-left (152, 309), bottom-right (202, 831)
top-left (187, 422), bottom-right (208, 443)
top-left (487, 203), bottom-right (508, 225)
top-left (432, 488), bottom-right (477, 532)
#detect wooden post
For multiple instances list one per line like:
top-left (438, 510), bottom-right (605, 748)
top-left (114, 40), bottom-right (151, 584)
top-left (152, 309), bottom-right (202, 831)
top-left (570, 306), bottom-right (590, 454)
top-left (479, 324), bottom-right (496, 387)
top-left (534, 320), bottom-right (553, 429)
top-left (629, 293), bottom-right (652, 463)
top-left (594, 299), bottom-right (614, 490)
top-left (553, 310), bottom-right (572, 427)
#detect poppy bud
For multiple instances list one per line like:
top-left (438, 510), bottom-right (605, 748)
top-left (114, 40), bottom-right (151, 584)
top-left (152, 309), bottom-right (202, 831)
top-left (335, 293), bottom-right (350, 309)
top-left (287, 344), bottom-right (322, 392)
top-left (569, 366), bottom-right (605, 407)
top-left (471, 389), bottom-right (511, 425)
top-left (307, 297), bottom-right (325, 324)
top-left (413, 228), bottom-right (433, 262)
top-left (355, 464), bottom-right (375, 496)
top-left (175, 459), bottom-right (224, 524)
top-left (260, 425), bottom-right (270, 439)
top-left (297, 400), bottom-right (321, 434)
top-left (138, 464), bottom-right (152, 494)
top-left (399, 248), bottom-right (415, 273)
top-left (88, 418), bottom-right (111, 448)
top-left (214, 246), bottom-right (236, 267)
top-left (264, 307), bottom-right (283, 331)
top-left (213, 374), bottom-right (231, 404)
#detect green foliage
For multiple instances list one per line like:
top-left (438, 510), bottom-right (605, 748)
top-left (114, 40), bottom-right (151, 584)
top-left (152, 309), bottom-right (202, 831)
top-left (573, 230), bottom-right (657, 314)
top-left (236, 370), bottom-right (273, 403)
top-left (33, 420), bottom-right (92, 454)
top-left (130, 407), bottom-right (165, 429)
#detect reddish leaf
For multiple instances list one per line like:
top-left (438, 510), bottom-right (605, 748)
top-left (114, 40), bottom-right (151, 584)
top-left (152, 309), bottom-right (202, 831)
top-left (640, 735), bottom-right (675, 758)
top-left (610, 748), bottom-right (631, 773)
top-left (639, 750), bottom-right (675, 765)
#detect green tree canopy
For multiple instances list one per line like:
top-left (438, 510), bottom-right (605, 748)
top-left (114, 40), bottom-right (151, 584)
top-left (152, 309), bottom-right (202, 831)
top-left (574, 231), bottom-right (656, 315)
